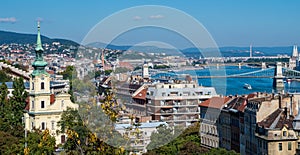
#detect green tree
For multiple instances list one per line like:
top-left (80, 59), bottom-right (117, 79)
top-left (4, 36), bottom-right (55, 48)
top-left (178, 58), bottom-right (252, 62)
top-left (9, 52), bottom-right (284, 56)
top-left (25, 129), bottom-right (56, 155)
top-left (0, 131), bottom-right (22, 155)
top-left (58, 107), bottom-right (127, 155)
top-left (10, 78), bottom-right (28, 128)
top-left (203, 148), bottom-right (239, 155)
top-left (0, 82), bottom-right (8, 115)
top-left (0, 69), bottom-right (12, 82)
top-left (0, 78), bottom-right (28, 138)
top-left (60, 65), bottom-right (76, 80)
top-left (145, 123), bottom-right (207, 155)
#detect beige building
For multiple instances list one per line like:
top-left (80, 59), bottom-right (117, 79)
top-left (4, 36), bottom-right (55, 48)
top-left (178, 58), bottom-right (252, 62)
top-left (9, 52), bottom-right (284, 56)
top-left (24, 22), bottom-right (78, 145)
top-left (256, 109), bottom-right (298, 155)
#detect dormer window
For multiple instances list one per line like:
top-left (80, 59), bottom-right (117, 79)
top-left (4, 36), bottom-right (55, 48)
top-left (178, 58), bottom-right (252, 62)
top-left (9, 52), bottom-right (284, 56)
top-left (283, 131), bottom-right (287, 137)
top-left (41, 82), bottom-right (45, 90)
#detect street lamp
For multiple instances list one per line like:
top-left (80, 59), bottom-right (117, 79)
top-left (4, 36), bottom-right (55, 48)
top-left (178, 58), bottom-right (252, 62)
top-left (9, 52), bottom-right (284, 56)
top-left (22, 113), bottom-right (29, 155)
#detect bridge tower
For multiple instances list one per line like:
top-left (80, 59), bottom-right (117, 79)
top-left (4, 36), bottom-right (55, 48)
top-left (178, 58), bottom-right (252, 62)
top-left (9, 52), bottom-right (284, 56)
top-left (261, 62), bottom-right (267, 69)
top-left (273, 62), bottom-right (284, 91)
top-left (289, 45), bottom-right (298, 69)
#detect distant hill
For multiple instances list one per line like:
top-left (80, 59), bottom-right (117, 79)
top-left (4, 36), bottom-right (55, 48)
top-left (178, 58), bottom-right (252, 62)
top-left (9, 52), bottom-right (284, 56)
top-left (0, 30), bottom-right (79, 46)
top-left (89, 42), bottom-right (294, 58)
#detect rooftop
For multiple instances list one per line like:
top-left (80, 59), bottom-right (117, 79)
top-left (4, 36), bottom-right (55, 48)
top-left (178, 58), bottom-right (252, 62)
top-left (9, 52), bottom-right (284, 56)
top-left (199, 96), bottom-right (231, 109)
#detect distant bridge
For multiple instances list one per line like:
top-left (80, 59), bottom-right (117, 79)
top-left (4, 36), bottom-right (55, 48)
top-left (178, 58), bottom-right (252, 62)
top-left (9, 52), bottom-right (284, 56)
top-left (152, 67), bottom-right (300, 79)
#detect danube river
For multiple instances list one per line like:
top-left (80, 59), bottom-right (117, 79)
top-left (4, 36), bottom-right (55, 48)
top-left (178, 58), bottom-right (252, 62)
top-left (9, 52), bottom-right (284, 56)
top-left (179, 66), bottom-right (300, 96)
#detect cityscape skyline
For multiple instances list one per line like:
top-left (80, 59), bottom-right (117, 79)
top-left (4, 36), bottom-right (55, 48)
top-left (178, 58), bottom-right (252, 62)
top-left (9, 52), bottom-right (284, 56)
top-left (1, 1), bottom-right (300, 47)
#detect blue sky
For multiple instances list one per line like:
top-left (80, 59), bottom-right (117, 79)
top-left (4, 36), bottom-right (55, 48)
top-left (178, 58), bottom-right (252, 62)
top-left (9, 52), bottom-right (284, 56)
top-left (1, 0), bottom-right (300, 47)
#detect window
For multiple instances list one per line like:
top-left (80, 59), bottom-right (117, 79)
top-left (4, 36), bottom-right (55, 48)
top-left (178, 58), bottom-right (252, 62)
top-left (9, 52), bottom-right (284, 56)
top-left (288, 142), bottom-right (292, 150)
top-left (283, 131), bottom-right (287, 136)
top-left (61, 100), bottom-right (64, 108)
top-left (41, 122), bottom-right (46, 130)
top-left (31, 122), bottom-right (34, 130)
top-left (41, 101), bottom-right (45, 108)
top-left (61, 135), bottom-right (66, 143)
top-left (31, 100), bottom-right (34, 109)
top-left (32, 82), bottom-right (34, 90)
top-left (51, 121), bottom-right (55, 130)
top-left (41, 82), bottom-right (45, 90)
top-left (279, 143), bottom-right (282, 151)
top-left (298, 142), bottom-right (300, 149)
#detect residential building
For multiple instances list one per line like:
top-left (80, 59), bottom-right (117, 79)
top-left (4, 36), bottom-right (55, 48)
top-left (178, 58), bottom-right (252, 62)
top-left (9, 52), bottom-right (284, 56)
top-left (256, 108), bottom-right (297, 155)
top-left (219, 96), bottom-right (248, 152)
top-left (147, 81), bottom-right (217, 126)
top-left (199, 96), bottom-right (231, 148)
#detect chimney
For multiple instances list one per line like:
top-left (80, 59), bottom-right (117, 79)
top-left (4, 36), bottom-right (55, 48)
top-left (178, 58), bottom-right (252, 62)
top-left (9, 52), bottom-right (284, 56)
top-left (290, 95), bottom-right (293, 116)
top-left (279, 94), bottom-right (282, 109)
top-left (298, 100), bottom-right (300, 115)
top-left (285, 107), bottom-right (289, 119)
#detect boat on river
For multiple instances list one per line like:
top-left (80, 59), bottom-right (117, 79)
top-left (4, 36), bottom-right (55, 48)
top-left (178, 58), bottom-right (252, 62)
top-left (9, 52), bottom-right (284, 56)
top-left (243, 83), bottom-right (252, 90)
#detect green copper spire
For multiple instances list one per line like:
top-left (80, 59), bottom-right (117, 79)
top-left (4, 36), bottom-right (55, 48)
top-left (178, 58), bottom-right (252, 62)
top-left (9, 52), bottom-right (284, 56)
top-left (31, 21), bottom-right (48, 77)
top-left (35, 21), bottom-right (44, 51)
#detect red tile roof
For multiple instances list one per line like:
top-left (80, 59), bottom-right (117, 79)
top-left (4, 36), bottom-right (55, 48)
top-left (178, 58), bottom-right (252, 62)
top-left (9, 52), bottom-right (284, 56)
top-left (199, 97), bottom-right (231, 109)
top-left (132, 88), bottom-right (147, 100)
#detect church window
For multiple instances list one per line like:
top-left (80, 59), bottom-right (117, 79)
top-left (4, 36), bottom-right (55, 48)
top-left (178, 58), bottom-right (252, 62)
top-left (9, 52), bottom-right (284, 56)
top-left (41, 101), bottom-right (45, 108)
top-left (61, 135), bottom-right (66, 143)
top-left (41, 82), bottom-right (45, 90)
top-left (51, 121), bottom-right (55, 130)
top-left (41, 122), bottom-right (46, 130)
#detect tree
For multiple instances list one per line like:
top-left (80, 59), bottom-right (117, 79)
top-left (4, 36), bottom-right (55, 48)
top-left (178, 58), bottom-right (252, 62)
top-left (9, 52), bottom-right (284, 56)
top-left (25, 129), bottom-right (56, 155)
top-left (58, 107), bottom-right (127, 155)
top-left (203, 148), bottom-right (239, 155)
top-left (0, 131), bottom-right (22, 155)
top-left (0, 82), bottom-right (8, 115)
top-left (0, 78), bottom-right (28, 138)
top-left (0, 69), bottom-right (12, 82)
top-left (60, 65), bottom-right (76, 80)
top-left (145, 123), bottom-right (207, 155)
top-left (10, 78), bottom-right (28, 128)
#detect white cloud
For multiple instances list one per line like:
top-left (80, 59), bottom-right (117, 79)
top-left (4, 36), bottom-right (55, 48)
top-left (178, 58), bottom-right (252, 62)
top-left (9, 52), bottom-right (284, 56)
top-left (0, 17), bottom-right (17, 23)
top-left (149, 15), bottom-right (164, 19)
top-left (133, 16), bottom-right (142, 21)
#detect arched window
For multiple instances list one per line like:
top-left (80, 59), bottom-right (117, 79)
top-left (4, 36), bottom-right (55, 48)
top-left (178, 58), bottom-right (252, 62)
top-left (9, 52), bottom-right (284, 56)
top-left (41, 82), bottom-right (45, 90)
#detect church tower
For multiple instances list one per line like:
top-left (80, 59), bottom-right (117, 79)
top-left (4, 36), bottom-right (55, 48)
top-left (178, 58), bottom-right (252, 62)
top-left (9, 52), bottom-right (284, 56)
top-left (29, 21), bottom-right (51, 116)
top-left (24, 22), bottom-right (78, 145)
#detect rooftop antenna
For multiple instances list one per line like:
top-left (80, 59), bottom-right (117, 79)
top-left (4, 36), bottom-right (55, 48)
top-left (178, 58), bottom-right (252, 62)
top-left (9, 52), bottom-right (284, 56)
top-left (250, 44), bottom-right (252, 58)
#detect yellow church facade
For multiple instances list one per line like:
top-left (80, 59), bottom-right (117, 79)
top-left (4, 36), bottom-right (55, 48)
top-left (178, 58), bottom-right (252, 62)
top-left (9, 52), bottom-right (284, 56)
top-left (24, 22), bottom-right (78, 145)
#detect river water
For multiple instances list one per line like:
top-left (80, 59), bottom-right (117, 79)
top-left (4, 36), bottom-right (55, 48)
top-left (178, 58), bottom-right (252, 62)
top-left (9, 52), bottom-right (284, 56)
top-left (179, 66), bottom-right (300, 96)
